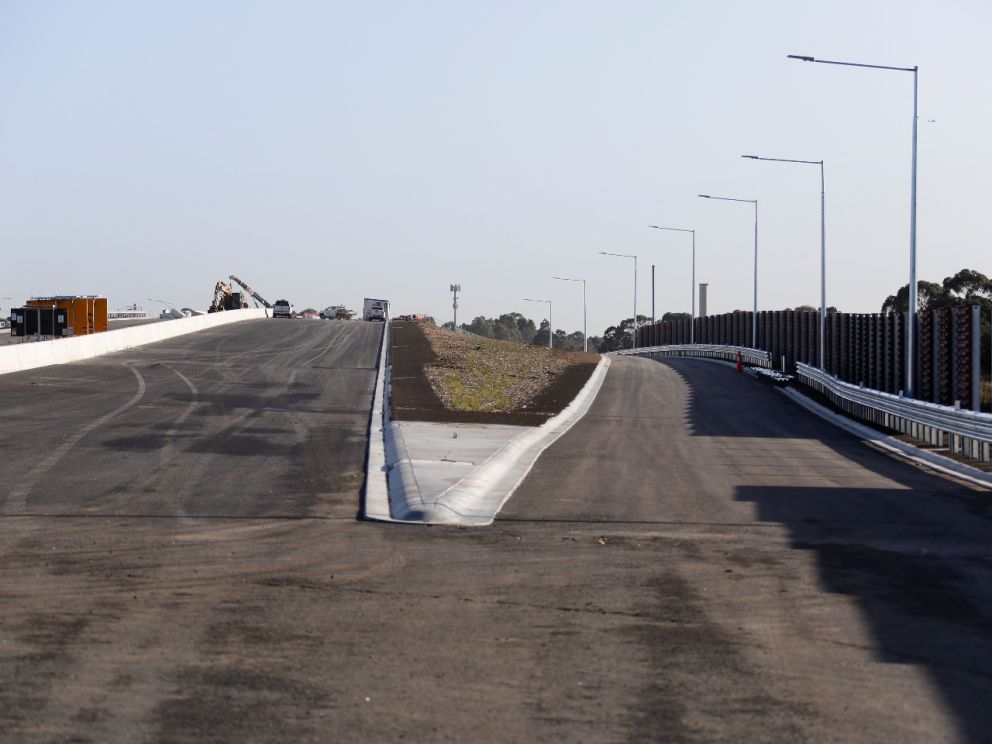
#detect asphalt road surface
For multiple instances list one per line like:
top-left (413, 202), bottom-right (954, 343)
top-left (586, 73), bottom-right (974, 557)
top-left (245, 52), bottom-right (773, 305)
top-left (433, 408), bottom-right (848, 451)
top-left (504, 356), bottom-right (992, 743)
top-left (2, 347), bottom-right (990, 742)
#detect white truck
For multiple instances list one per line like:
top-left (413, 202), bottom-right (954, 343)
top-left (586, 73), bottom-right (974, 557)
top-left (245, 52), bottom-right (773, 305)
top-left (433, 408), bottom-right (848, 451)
top-left (363, 298), bottom-right (389, 322)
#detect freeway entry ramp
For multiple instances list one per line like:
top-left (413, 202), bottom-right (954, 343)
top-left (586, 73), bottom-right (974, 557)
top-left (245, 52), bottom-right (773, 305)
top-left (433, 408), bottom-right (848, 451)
top-left (497, 353), bottom-right (992, 741)
top-left (0, 309), bottom-right (267, 376)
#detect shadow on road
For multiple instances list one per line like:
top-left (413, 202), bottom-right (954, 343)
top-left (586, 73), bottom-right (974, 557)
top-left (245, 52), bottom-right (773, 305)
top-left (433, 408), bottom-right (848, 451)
top-left (657, 356), bottom-right (992, 742)
top-left (737, 483), bottom-right (992, 743)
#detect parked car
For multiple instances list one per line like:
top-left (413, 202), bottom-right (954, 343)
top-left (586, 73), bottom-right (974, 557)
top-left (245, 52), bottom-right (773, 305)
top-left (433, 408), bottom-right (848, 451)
top-left (320, 305), bottom-right (355, 320)
top-left (273, 300), bottom-right (293, 318)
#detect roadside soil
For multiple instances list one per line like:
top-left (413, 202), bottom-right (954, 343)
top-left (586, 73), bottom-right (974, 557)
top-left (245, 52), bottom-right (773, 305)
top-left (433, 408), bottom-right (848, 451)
top-left (390, 320), bottom-right (599, 426)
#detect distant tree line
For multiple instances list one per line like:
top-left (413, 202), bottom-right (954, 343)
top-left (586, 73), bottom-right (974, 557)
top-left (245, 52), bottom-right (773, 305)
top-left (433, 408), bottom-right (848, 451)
top-left (441, 312), bottom-right (602, 352)
top-left (439, 270), bottom-right (992, 358)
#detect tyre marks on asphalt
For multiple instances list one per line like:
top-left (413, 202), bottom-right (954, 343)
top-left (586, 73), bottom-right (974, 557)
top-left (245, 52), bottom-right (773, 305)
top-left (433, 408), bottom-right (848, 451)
top-left (0, 321), bottom-right (387, 740)
top-left (3, 364), bottom-right (147, 515)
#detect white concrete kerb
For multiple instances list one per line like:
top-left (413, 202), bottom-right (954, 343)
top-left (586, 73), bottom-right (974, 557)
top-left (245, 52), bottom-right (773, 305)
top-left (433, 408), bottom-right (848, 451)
top-left (362, 321), bottom-right (396, 522)
top-left (364, 343), bottom-right (611, 525)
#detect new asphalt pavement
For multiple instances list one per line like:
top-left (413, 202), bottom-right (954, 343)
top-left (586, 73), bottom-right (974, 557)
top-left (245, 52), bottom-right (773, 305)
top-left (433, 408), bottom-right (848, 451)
top-left (1, 340), bottom-right (989, 742)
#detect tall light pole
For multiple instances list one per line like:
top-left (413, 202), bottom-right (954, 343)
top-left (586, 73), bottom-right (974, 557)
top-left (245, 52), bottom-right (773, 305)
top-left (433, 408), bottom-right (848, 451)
top-left (552, 276), bottom-right (587, 352)
top-left (523, 298), bottom-right (553, 349)
top-left (649, 225), bottom-right (696, 344)
top-left (788, 53), bottom-right (918, 395)
top-left (742, 155), bottom-right (826, 369)
top-left (450, 284), bottom-right (461, 330)
top-left (599, 251), bottom-right (638, 350)
top-left (698, 195), bottom-right (758, 346)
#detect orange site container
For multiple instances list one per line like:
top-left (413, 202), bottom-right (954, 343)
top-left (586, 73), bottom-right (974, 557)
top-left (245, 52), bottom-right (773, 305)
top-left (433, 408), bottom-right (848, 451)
top-left (25, 296), bottom-right (108, 336)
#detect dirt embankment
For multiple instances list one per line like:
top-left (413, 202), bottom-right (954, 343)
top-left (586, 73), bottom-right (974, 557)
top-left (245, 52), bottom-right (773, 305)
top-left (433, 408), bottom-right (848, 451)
top-left (390, 321), bottom-right (600, 426)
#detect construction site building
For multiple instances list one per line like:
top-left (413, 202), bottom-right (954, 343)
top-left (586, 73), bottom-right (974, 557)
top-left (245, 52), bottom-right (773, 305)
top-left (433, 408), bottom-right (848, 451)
top-left (24, 296), bottom-right (108, 336)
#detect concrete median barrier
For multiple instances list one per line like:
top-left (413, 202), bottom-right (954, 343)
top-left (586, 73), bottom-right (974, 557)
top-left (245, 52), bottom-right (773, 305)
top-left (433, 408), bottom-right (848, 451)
top-left (0, 309), bottom-right (267, 376)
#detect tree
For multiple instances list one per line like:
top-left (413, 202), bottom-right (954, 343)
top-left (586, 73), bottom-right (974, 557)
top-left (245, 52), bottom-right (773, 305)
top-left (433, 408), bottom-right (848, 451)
top-left (439, 310), bottom-right (586, 350)
top-left (881, 269), bottom-right (992, 314)
top-left (494, 312), bottom-right (534, 343)
top-left (466, 316), bottom-right (496, 338)
top-left (881, 280), bottom-right (947, 314)
top-left (943, 269), bottom-right (992, 306)
top-left (879, 269), bottom-right (992, 378)
top-left (530, 319), bottom-right (551, 348)
top-left (598, 315), bottom-right (652, 352)
top-left (549, 329), bottom-right (586, 352)
top-left (661, 311), bottom-right (690, 322)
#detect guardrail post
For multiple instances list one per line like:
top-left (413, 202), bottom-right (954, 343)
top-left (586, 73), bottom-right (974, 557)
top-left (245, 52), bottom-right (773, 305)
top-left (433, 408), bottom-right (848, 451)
top-left (971, 305), bottom-right (981, 412)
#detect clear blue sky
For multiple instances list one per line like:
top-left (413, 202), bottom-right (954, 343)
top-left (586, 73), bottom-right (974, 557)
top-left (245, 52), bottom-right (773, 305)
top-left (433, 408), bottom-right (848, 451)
top-left (2, 1), bottom-right (990, 335)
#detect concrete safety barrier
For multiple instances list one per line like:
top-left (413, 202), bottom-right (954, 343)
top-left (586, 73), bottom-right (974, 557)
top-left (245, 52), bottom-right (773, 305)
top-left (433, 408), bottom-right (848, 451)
top-left (0, 309), bottom-right (268, 376)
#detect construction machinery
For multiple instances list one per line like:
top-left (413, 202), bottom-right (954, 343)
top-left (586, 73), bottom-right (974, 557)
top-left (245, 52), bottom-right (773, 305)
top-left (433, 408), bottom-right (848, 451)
top-left (208, 281), bottom-right (244, 313)
top-left (228, 275), bottom-right (272, 309)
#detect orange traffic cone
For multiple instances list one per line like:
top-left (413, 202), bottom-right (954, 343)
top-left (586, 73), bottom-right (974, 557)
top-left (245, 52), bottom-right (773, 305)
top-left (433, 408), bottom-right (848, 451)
top-left (736, 350), bottom-right (743, 373)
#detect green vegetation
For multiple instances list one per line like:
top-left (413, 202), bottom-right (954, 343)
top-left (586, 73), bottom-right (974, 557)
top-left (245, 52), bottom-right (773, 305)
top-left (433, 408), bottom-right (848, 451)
top-left (442, 359), bottom-right (514, 412)
top-left (423, 325), bottom-right (582, 413)
top-left (883, 268), bottom-right (992, 380)
top-left (881, 269), bottom-right (992, 314)
top-left (441, 311), bottom-right (601, 352)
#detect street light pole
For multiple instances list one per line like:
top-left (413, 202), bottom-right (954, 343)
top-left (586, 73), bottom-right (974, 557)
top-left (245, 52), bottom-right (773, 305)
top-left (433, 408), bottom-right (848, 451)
top-left (649, 225), bottom-right (696, 343)
top-left (698, 195), bottom-right (758, 346)
top-left (789, 53), bottom-right (919, 395)
top-left (523, 298), bottom-right (553, 349)
top-left (552, 276), bottom-right (587, 352)
top-left (599, 251), bottom-right (638, 349)
top-left (742, 155), bottom-right (826, 369)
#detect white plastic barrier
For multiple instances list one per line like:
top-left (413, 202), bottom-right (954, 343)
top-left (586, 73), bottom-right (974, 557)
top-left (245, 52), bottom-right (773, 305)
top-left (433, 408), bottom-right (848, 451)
top-left (0, 309), bottom-right (267, 376)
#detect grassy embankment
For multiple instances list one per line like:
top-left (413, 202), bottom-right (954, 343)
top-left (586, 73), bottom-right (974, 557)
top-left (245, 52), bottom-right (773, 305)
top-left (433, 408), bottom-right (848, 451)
top-left (421, 324), bottom-right (595, 413)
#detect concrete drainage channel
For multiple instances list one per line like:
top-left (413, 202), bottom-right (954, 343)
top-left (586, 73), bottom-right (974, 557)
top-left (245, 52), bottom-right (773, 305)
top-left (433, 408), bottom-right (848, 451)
top-left (363, 321), bottom-right (611, 526)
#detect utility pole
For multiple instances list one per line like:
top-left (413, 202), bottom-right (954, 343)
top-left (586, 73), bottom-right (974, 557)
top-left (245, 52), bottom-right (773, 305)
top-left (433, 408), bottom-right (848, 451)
top-left (450, 284), bottom-right (461, 330)
top-left (651, 264), bottom-right (656, 325)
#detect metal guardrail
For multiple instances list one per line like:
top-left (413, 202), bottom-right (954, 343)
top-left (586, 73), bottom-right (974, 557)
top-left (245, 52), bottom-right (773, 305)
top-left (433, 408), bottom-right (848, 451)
top-left (797, 362), bottom-right (992, 462)
top-left (616, 344), bottom-right (772, 368)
